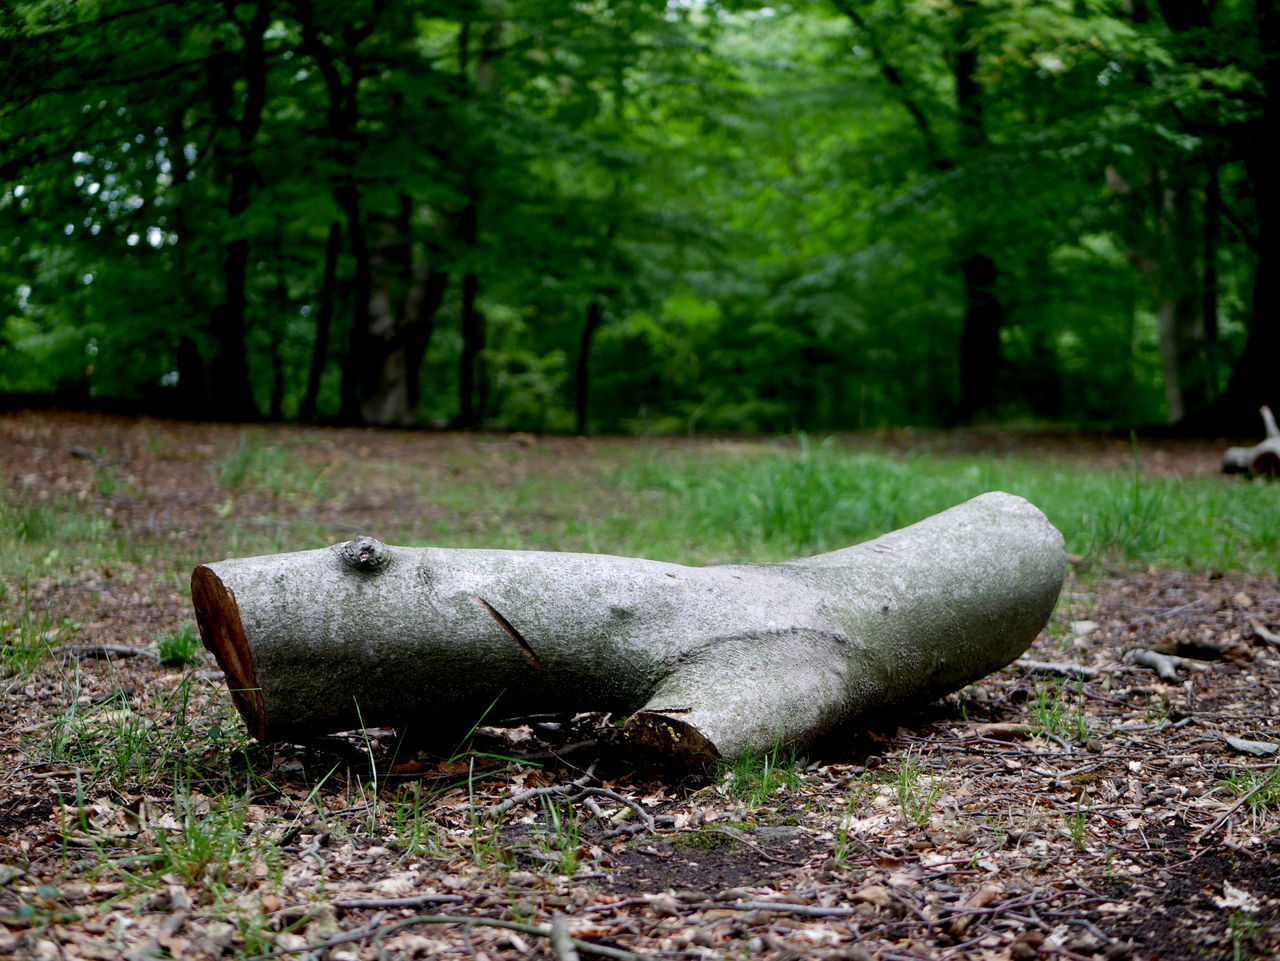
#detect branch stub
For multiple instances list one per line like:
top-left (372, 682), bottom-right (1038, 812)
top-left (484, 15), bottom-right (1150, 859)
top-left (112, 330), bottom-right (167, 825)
top-left (339, 535), bottom-right (390, 572)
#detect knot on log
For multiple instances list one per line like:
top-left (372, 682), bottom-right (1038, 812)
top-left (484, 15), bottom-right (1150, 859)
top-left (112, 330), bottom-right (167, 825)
top-left (338, 536), bottom-right (390, 571)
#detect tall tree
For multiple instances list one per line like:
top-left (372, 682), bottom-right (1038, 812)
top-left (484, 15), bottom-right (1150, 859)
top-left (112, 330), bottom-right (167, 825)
top-left (207, 0), bottom-right (272, 420)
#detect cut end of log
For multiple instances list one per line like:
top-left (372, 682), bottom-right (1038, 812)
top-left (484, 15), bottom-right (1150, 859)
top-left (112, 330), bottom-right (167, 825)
top-left (623, 710), bottom-right (722, 770)
top-left (191, 565), bottom-right (267, 741)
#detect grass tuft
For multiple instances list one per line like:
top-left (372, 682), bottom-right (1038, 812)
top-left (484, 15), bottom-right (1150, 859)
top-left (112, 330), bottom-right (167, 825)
top-left (721, 744), bottom-right (803, 807)
top-left (157, 624), bottom-right (203, 667)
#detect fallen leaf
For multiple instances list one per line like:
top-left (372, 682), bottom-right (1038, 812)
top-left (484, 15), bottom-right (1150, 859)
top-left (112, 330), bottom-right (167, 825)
top-left (850, 885), bottom-right (893, 907)
top-left (1212, 882), bottom-right (1262, 912)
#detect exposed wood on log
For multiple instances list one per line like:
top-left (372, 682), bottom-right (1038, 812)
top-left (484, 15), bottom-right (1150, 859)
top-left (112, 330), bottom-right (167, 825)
top-left (1222, 405), bottom-right (1280, 474)
top-left (192, 492), bottom-right (1065, 766)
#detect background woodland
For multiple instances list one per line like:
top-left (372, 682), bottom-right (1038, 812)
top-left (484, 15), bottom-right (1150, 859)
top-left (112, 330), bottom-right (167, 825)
top-left (2, 0), bottom-right (1276, 433)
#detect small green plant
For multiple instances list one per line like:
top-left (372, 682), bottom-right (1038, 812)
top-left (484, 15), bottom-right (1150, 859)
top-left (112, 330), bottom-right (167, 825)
top-left (1067, 805), bottom-right (1089, 850)
top-left (386, 785), bottom-right (438, 859)
top-left (538, 797), bottom-right (582, 875)
top-left (1, 591), bottom-right (75, 681)
top-left (722, 744), bottom-right (803, 808)
top-left (674, 828), bottom-right (740, 853)
top-left (92, 457), bottom-right (125, 497)
top-left (1221, 765), bottom-right (1280, 819)
top-left (154, 794), bottom-right (251, 887)
top-left (1030, 680), bottom-right (1090, 741)
top-left (1230, 909), bottom-right (1260, 961)
top-left (830, 774), bottom-right (875, 865)
top-left (157, 624), bottom-right (202, 667)
top-left (894, 752), bottom-right (944, 828)
top-left (466, 758), bottom-right (510, 869)
top-left (214, 433), bottom-right (328, 503)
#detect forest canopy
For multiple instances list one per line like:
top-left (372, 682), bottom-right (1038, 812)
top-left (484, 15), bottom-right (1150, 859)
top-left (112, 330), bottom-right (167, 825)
top-left (1, 0), bottom-right (1276, 433)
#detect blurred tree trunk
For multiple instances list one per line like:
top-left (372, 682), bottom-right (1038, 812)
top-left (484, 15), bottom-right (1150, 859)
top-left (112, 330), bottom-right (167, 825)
top-left (335, 133), bottom-right (373, 425)
top-left (453, 11), bottom-right (502, 429)
top-left (208, 0), bottom-right (272, 421)
top-left (576, 298), bottom-right (605, 434)
top-left (300, 222), bottom-right (342, 422)
top-left (296, 0), bottom-right (378, 425)
top-left (456, 216), bottom-right (484, 428)
top-left (359, 197), bottom-right (450, 427)
top-left (1212, 129), bottom-right (1280, 426)
top-left (163, 106), bottom-right (208, 416)
top-left (1153, 181), bottom-right (1214, 424)
top-left (834, 0), bottom-right (1007, 423)
top-left (951, 3), bottom-right (1006, 422)
top-left (1197, 0), bottom-right (1280, 429)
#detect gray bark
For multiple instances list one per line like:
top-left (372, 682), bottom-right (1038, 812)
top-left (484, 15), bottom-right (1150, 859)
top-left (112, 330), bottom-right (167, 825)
top-left (192, 491), bottom-right (1065, 766)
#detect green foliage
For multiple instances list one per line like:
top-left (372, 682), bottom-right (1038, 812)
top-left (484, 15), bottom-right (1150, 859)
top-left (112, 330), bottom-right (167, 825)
top-left (0, 588), bottom-right (73, 682)
top-left (1, 0), bottom-right (1270, 429)
top-left (1222, 766), bottom-right (1280, 817)
top-left (721, 744), bottom-right (803, 808)
top-left (894, 752), bottom-right (944, 828)
top-left (157, 625), bottom-right (202, 667)
top-left (1031, 681), bottom-right (1091, 742)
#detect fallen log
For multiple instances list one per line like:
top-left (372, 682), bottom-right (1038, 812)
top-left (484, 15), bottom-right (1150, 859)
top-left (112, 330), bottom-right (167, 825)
top-left (1222, 406), bottom-right (1280, 475)
top-left (192, 491), bottom-right (1065, 766)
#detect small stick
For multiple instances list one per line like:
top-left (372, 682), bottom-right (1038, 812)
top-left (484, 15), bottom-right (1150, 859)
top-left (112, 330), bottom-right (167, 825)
top-left (1249, 618), bottom-right (1280, 646)
top-left (57, 644), bottom-right (159, 660)
top-left (684, 899), bottom-right (859, 919)
top-left (576, 787), bottom-right (657, 833)
top-left (248, 914), bottom-right (658, 961)
top-left (333, 894), bottom-right (465, 910)
top-left (490, 771), bottom-right (595, 817)
top-left (1019, 660), bottom-right (1099, 679)
top-left (550, 914), bottom-right (581, 961)
top-left (1194, 773), bottom-right (1280, 842)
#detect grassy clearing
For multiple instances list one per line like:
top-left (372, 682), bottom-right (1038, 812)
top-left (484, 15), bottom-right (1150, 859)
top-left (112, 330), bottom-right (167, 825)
top-left (621, 436), bottom-right (1280, 572)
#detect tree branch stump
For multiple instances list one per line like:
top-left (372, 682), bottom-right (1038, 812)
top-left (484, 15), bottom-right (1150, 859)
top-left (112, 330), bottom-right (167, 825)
top-left (192, 491), bottom-right (1065, 766)
top-left (1222, 406), bottom-right (1280, 475)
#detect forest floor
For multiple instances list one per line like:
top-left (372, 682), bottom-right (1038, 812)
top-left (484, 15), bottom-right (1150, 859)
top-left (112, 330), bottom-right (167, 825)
top-left (1, 410), bottom-right (1278, 961)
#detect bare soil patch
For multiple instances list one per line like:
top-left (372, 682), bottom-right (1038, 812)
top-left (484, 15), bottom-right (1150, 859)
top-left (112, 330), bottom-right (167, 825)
top-left (1, 411), bottom-right (1277, 961)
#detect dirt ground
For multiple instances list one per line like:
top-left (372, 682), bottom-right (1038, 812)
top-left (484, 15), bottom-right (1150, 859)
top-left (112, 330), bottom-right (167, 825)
top-left (1, 411), bottom-right (1278, 961)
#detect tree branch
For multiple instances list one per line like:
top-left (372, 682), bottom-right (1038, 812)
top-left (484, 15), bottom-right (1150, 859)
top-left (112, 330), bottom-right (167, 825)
top-left (829, 0), bottom-right (952, 171)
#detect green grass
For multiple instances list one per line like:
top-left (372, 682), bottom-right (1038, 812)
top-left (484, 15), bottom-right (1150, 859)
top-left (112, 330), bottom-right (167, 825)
top-left (0, 585), bottom-right (77, 683)
top-left (1221, 765), bottom-right (1280, 817)
top-left (621, 438), bottom-right (1280, 571)
top-left (213, 432), bottom-right (331, 504)
top-left (894, 752), bottom-right (945, 828)
top-left (158, 624), bottom-right (203, 667)
top-left (1030, 680), bottom-right (1092, 742)
top-left (721, 744), bottom-right (803, 807)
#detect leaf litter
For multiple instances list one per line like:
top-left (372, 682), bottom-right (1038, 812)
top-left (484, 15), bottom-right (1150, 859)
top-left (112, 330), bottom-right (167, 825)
top-left (0, 411), bottom-right (1278, 961)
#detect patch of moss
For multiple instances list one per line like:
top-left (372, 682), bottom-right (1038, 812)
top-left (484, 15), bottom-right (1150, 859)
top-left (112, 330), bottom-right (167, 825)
top-left (673, 830), bottom-right (741, 852)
